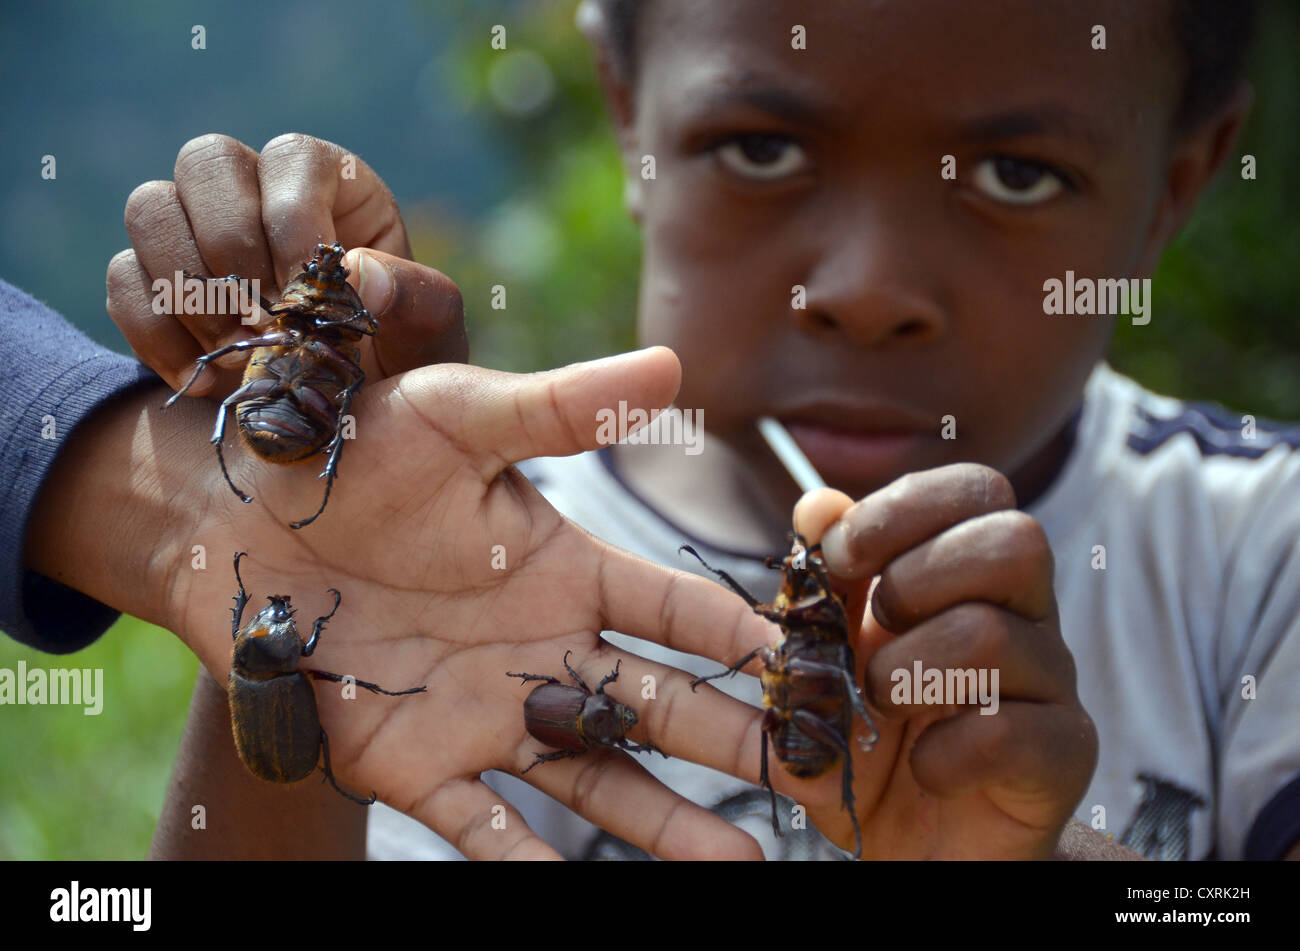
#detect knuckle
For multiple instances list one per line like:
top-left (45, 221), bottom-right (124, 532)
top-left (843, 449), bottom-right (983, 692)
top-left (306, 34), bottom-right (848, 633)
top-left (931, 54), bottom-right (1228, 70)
top-left (175, 133), bottom-right (250, 179)
top-left (259, 131), bottom-right (329, 164)
top-left (124, 180), bottom-right (178, 230)
top-left (105, 249), bottom-right (139, 295)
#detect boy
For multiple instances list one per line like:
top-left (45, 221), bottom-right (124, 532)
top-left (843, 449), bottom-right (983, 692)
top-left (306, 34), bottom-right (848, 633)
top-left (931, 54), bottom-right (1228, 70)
top-left (32, 0), bottom-right (1299, 859)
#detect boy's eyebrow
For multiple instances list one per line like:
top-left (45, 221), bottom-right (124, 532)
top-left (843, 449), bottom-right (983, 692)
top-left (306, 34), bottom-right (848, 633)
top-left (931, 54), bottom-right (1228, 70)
top-left (681, 74), bottom-right (841, 128)
top-left (957, 107), bottom-right (1112, 157)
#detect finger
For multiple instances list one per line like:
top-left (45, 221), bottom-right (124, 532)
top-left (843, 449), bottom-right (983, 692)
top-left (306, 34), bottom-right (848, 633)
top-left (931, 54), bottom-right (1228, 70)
top-left (349, 249), bottom-right (468, 377)
top-left (793, 488), bottom-right (870, 626)
top-left (410, 775), bottom-right (562, 860)
top-left (909, 702), bottom-right (1098, 818)
top-left (513, 745), bottom-right (763, 860)
top-left (172, 134), bottom-right (278, 337)
top-left (819, 464), bottom-right (1018, 581)
top-left (792, 487), bottom-right (855, 543)
top-left (125, 174), bottom-right (256, 359)
top-left (871, 509), bottom-right (1056, 631)
top-left (403, 347), bottom-right (682, 476)
top-left (864, 602), bottom-right (1075, 715)
top-left (594, 542), bottom-right (775, 670)
top-left (107, 248), bottom-right (214, 393)
top-left (257, 133), bottom-right (410, 288)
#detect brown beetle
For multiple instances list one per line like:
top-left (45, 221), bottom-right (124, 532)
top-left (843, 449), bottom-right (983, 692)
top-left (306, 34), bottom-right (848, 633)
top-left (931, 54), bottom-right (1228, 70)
top-left (165, 242), bottom-right (376, 529)
top-left (227, 551), bottom-right (424, 803)
top-left (506, 651), bottom-right (665, 774)
top-left (683, 534), bottom-right (878, 859)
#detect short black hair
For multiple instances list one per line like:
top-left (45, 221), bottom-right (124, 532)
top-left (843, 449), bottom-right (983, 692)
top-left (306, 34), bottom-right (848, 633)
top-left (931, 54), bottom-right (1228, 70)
top-left (595, 0), bottom-right (1257, 131)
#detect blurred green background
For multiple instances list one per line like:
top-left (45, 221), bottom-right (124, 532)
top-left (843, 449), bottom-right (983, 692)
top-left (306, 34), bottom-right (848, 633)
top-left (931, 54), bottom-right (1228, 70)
top-left (1, 0), bottom-right (1296, 858)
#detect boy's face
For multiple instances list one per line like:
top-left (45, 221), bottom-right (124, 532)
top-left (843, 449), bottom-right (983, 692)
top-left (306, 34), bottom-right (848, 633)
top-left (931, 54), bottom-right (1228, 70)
top-left (614, 0), bottom-right (1191, 505)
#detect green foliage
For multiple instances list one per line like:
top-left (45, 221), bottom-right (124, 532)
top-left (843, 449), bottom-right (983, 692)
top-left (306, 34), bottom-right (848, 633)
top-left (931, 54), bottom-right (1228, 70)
top-left (1111, 1), bottom-right (1300, 418)
top-left (0, 617), bottom-right (196, 859)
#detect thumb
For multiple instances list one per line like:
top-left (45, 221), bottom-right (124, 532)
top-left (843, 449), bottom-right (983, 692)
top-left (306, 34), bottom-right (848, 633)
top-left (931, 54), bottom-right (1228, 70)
top-left (399, 346), bottom-right (682, 474)
top-left (350, 248), bottom-right (469, 375)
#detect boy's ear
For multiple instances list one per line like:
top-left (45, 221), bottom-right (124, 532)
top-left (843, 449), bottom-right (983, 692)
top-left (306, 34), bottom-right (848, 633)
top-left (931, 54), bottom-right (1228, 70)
top-left (1136, 81), bottom-right (1254, 275)
top-left (576, 0), bottom-right (644, 222)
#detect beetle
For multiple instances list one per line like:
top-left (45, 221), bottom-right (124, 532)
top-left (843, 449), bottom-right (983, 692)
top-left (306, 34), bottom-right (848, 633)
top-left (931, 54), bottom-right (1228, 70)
top-left (165, 242), bottom-right (377, 529)
top-left (682, 534), bottom-right (878, 860)
top-left (227, 551), bottom-right (425, 803)
top-left (505, 651), bottom-right (666, 774)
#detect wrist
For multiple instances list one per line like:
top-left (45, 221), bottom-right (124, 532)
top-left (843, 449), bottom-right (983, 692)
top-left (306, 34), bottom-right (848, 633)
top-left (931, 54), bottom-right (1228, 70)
top-left (24, 382), bottom-right (211, 635)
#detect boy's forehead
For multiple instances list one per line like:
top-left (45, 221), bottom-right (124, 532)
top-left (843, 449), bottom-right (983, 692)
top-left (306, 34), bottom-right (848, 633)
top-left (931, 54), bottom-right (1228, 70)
top-left (638, 0), bottom-right (1181, 131)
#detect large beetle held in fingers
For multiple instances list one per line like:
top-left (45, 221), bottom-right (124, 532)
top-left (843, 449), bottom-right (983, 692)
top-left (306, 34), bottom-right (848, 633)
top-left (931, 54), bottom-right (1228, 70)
top-left (682, 534), bottom-right (878, 860)
top-left (506, 651), bottom-right (666, 774)
top-left (165, 242), bottom-right (376, 529)
top-left (227, 552), bottom-right (425, 803)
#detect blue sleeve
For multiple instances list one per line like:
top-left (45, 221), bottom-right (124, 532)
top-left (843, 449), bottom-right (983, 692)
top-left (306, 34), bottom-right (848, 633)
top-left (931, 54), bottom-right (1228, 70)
top-left (0, 277), bottom-right (163, 654)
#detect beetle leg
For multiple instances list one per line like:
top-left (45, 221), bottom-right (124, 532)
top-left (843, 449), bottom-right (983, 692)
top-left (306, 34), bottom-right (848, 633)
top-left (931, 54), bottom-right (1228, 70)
top-left (301, 588), bottom-right (342, 656)
top-left (212, 377), bottom-right (283, 503)
top-left (561, 649), bottom-right (591, 693)
top-left (305, 668), bottom-right (427, 696)
top-left (678, 545), bottom-right (762, 607)
top-left (788, 708), bottom-right (862, 859)
top-left (182, 270), bottom-right (278, 318)
top-left (506, 671), bottom-right (560, 686)
top-left (291, 370), bottom-right (364, 530)
top-left (230, 551), bottom-right (250, 639)
top-left (314, 311), bottom-right (377, 336)
top-left (617, 739), bottom-right (668, 759)
top-left (759, 710), bottom-right (781, 838)
top-left (785, 655), bottom-right (880, 751)
top-left (520, 749), bottom-right (582, 775)
top-left (593, 659), bottom-right (622, 695)
top-left (689, 645), bottom-right (767, 692)
top-left (317, 728), bottom-right (377, 805)
top-left (164, 331), bottom-right (297, 408)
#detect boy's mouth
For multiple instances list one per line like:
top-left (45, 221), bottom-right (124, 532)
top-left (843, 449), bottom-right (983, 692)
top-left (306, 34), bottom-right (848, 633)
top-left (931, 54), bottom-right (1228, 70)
top-left (775, 400), bottom-right (936, 485)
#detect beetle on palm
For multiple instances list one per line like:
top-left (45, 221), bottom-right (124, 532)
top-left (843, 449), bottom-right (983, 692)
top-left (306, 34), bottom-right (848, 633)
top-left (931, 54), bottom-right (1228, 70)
top-left (226, 551), bottom-right (424, 803)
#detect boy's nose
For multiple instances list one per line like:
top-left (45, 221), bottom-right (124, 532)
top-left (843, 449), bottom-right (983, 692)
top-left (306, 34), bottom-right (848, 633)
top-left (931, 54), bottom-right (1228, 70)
top-left (796, 213), bottom-right (948, 347)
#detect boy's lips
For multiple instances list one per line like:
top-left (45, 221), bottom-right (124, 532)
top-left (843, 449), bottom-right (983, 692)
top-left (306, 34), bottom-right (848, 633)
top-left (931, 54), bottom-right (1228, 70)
top-left (773, 401), bottom-right (937, 484)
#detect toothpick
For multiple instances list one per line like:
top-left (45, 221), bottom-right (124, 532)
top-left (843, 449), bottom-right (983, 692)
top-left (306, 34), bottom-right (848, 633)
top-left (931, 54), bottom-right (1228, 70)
top-left (757, 417), bottom-right (827, 493)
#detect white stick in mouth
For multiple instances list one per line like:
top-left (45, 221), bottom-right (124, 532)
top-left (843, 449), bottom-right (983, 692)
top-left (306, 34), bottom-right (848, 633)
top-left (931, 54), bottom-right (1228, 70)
top-left (756, 416), bottom-right (827, 493)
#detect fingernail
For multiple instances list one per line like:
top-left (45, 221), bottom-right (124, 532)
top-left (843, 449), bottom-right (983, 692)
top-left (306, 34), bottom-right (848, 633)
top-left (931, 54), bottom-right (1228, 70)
top-left (354, 250), bottom-right (394, 315)
top-left (821, 520), bottom-right (852, 574)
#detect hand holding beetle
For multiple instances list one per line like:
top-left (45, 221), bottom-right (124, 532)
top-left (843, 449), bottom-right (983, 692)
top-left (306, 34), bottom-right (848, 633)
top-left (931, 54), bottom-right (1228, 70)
top-left (48, 339), bottom-right (772, 858)
top-left (107, 132), bottom-right (467, 400)
top-left (765, 467), bottom-right (1099, 858)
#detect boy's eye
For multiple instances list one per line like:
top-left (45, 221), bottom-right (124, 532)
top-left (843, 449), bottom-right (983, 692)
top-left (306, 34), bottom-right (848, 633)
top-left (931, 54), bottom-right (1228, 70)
top-left (715, 134), bottom-right (809, 180)
top-left (971, 156), bottom-right (1065, 205)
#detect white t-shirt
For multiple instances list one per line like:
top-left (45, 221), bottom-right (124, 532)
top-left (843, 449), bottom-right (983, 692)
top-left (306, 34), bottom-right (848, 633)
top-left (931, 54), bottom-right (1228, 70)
top-left (367, 362), bottom-right (1300, 861)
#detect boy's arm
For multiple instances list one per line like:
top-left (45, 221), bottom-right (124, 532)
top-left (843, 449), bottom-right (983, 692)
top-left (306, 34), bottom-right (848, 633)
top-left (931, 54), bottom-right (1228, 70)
top-left (151, 667), bottom-right (365, 860)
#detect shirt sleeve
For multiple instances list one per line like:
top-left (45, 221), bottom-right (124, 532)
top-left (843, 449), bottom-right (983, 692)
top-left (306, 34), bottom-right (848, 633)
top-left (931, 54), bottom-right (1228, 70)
top-left (1212, 440), bottom-right (1300, 859)
top-left (0, 277), bottom-right (163, 654)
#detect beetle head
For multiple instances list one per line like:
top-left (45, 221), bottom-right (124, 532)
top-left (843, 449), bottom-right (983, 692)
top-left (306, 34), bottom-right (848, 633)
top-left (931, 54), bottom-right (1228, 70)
top-left (618, 702), bottom-right (639, 733)
top-left (233, 596), bottom-right (303, 674)
top-left (261, 595), bottom-right (296, 625)
top-left (313, 242), bottom-right (347, 272)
